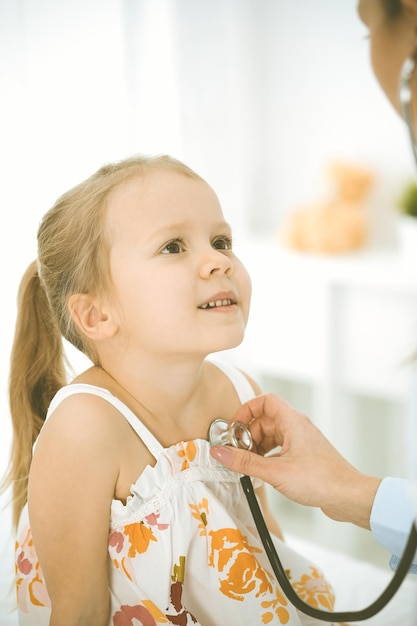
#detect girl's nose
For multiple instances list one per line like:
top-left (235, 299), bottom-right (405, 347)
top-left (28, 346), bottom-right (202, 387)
top-left (199, 248), bottom-right (232, 278)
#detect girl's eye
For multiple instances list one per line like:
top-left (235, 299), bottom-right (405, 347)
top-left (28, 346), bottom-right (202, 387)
top-left (161, 239), bottom-right (185, 254)
top-left (212, 236), bottom-right (233, 251)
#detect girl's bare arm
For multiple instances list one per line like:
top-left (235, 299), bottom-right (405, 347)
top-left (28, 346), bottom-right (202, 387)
top-left (28, 394), bottom-right (122, 626)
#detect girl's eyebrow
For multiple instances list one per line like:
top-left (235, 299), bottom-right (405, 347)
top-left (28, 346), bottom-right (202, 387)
top-left (147, 220), bottom-right (232, 242)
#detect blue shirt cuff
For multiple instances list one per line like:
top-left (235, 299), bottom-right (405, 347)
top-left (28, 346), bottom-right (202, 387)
top-left (370, 477), bottom-right (417, 573)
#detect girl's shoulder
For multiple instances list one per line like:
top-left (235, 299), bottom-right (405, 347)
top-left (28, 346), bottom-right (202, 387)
top-left (36, 384), bottom-right (126, 454)
top-left (43, 365), bottom-right (134, 435)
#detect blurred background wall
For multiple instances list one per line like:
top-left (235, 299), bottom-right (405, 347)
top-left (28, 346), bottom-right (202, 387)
top-left (1, 0), bottom-right (417, 613)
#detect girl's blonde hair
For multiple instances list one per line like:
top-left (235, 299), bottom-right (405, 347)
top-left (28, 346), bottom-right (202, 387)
top-left (4, 154), bottom-right (202, 527)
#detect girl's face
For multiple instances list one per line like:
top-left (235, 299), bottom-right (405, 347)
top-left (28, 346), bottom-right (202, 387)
top-left (105, 170), bottom-right (252, 359)
top-left (357, 0), bottom-right (417, 117)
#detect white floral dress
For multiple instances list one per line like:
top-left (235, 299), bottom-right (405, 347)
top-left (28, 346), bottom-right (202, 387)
top-left (16, 361), bottom-right (337, 625)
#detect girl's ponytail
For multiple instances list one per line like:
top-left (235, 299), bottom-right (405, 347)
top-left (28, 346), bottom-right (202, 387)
top-left (6, 260), bottom-right (67, 527)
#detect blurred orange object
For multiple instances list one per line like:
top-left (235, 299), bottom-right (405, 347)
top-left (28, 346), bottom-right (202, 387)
top-left (281, 161), bottom-right (374, 254)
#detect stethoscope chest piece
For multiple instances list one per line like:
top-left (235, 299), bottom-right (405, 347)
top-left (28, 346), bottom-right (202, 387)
top-left (209, 418), bottom-right (253, 450)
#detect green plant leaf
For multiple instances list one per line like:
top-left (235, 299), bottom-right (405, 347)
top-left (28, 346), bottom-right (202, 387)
top-left (398, 180), bottom-right (417, 218)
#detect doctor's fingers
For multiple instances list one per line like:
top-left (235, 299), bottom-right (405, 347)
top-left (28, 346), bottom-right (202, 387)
top-left (209, 445), bottom-right (316, 505)
top-left (210, 445), bottom-right (280, 485)
top-left (232, 393), bottom-right (303, 452)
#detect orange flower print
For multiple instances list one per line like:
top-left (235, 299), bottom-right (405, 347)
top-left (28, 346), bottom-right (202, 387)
top-left (209, 528), bottom-right (261, 571)
top-left (291, 566), bottom-right (335, 611)
top-left (208, 528), bottom-right (290, 624)
top-left (209, 528), bottom-right (269, 599)
top-left (15, 526), bottom-right (51, 613)
top-left (261, 587), bottom-right (290, 624)
top-left (124, 521), bottom-right (158, 557)
top-left (109, 521), bottom-right (160, 584)
top-left (177, 441), bottom-right (197, 471)
top-left (189, 498), bottom-right (209, 536)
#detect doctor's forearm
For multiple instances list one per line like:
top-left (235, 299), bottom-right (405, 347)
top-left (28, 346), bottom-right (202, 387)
top-left (321, 472), bottom-right (382, 530)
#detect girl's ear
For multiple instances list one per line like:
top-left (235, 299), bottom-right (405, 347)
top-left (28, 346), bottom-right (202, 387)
top-left (68, 294), bottom-right (119, 341)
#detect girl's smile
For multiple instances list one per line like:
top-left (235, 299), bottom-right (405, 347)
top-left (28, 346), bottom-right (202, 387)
top-left (198, 291), bottom-right (237, 310)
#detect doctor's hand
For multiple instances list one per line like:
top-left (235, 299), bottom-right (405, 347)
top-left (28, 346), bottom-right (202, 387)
top-left (210, 393), bottom-right (381, 530)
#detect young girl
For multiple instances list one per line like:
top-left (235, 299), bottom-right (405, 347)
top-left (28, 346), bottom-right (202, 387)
top-left (8, 155), bottom-right (341, 625)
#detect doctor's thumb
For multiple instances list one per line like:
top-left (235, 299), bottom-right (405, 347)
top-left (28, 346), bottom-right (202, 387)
top-left (210, 445), bottom-right (270, 482)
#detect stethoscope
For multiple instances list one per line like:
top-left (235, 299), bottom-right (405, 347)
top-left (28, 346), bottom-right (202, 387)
top-left (209, 418), bottom-right (417, 622)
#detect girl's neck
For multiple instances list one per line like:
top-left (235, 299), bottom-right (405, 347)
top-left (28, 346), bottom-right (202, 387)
top-left (80, 355), bottom-right (214, 436)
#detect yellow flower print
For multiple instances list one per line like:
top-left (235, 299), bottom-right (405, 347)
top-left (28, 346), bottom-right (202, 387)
top-left (189, 498), bottom-right (209, 535)
top-left (142, 599), bottom-right (170, 623)
top-left (291, 566), bottom-right (335, 610)
top-left (177, 441), bottom-right (197, 470)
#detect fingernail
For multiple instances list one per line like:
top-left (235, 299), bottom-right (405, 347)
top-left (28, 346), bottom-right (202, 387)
top-left (210, 445), bottom-right (235, 466)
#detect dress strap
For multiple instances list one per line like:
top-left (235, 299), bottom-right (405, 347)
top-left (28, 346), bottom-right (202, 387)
top-left (46, 384), bottom-right (164, 459)
top-left (208, 359), bottom-right (256, 403)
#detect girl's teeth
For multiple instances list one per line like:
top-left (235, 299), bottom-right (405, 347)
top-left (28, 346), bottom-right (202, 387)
top-left (204, 299), bottom-right (232, 309)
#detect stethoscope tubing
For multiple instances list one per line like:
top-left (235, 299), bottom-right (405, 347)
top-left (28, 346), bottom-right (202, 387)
top-left (241, 474), bottom-right (417, 622)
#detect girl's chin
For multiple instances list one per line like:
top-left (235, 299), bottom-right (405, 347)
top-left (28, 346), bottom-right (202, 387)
top-left (210, 334), bottom-right (246, 354)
